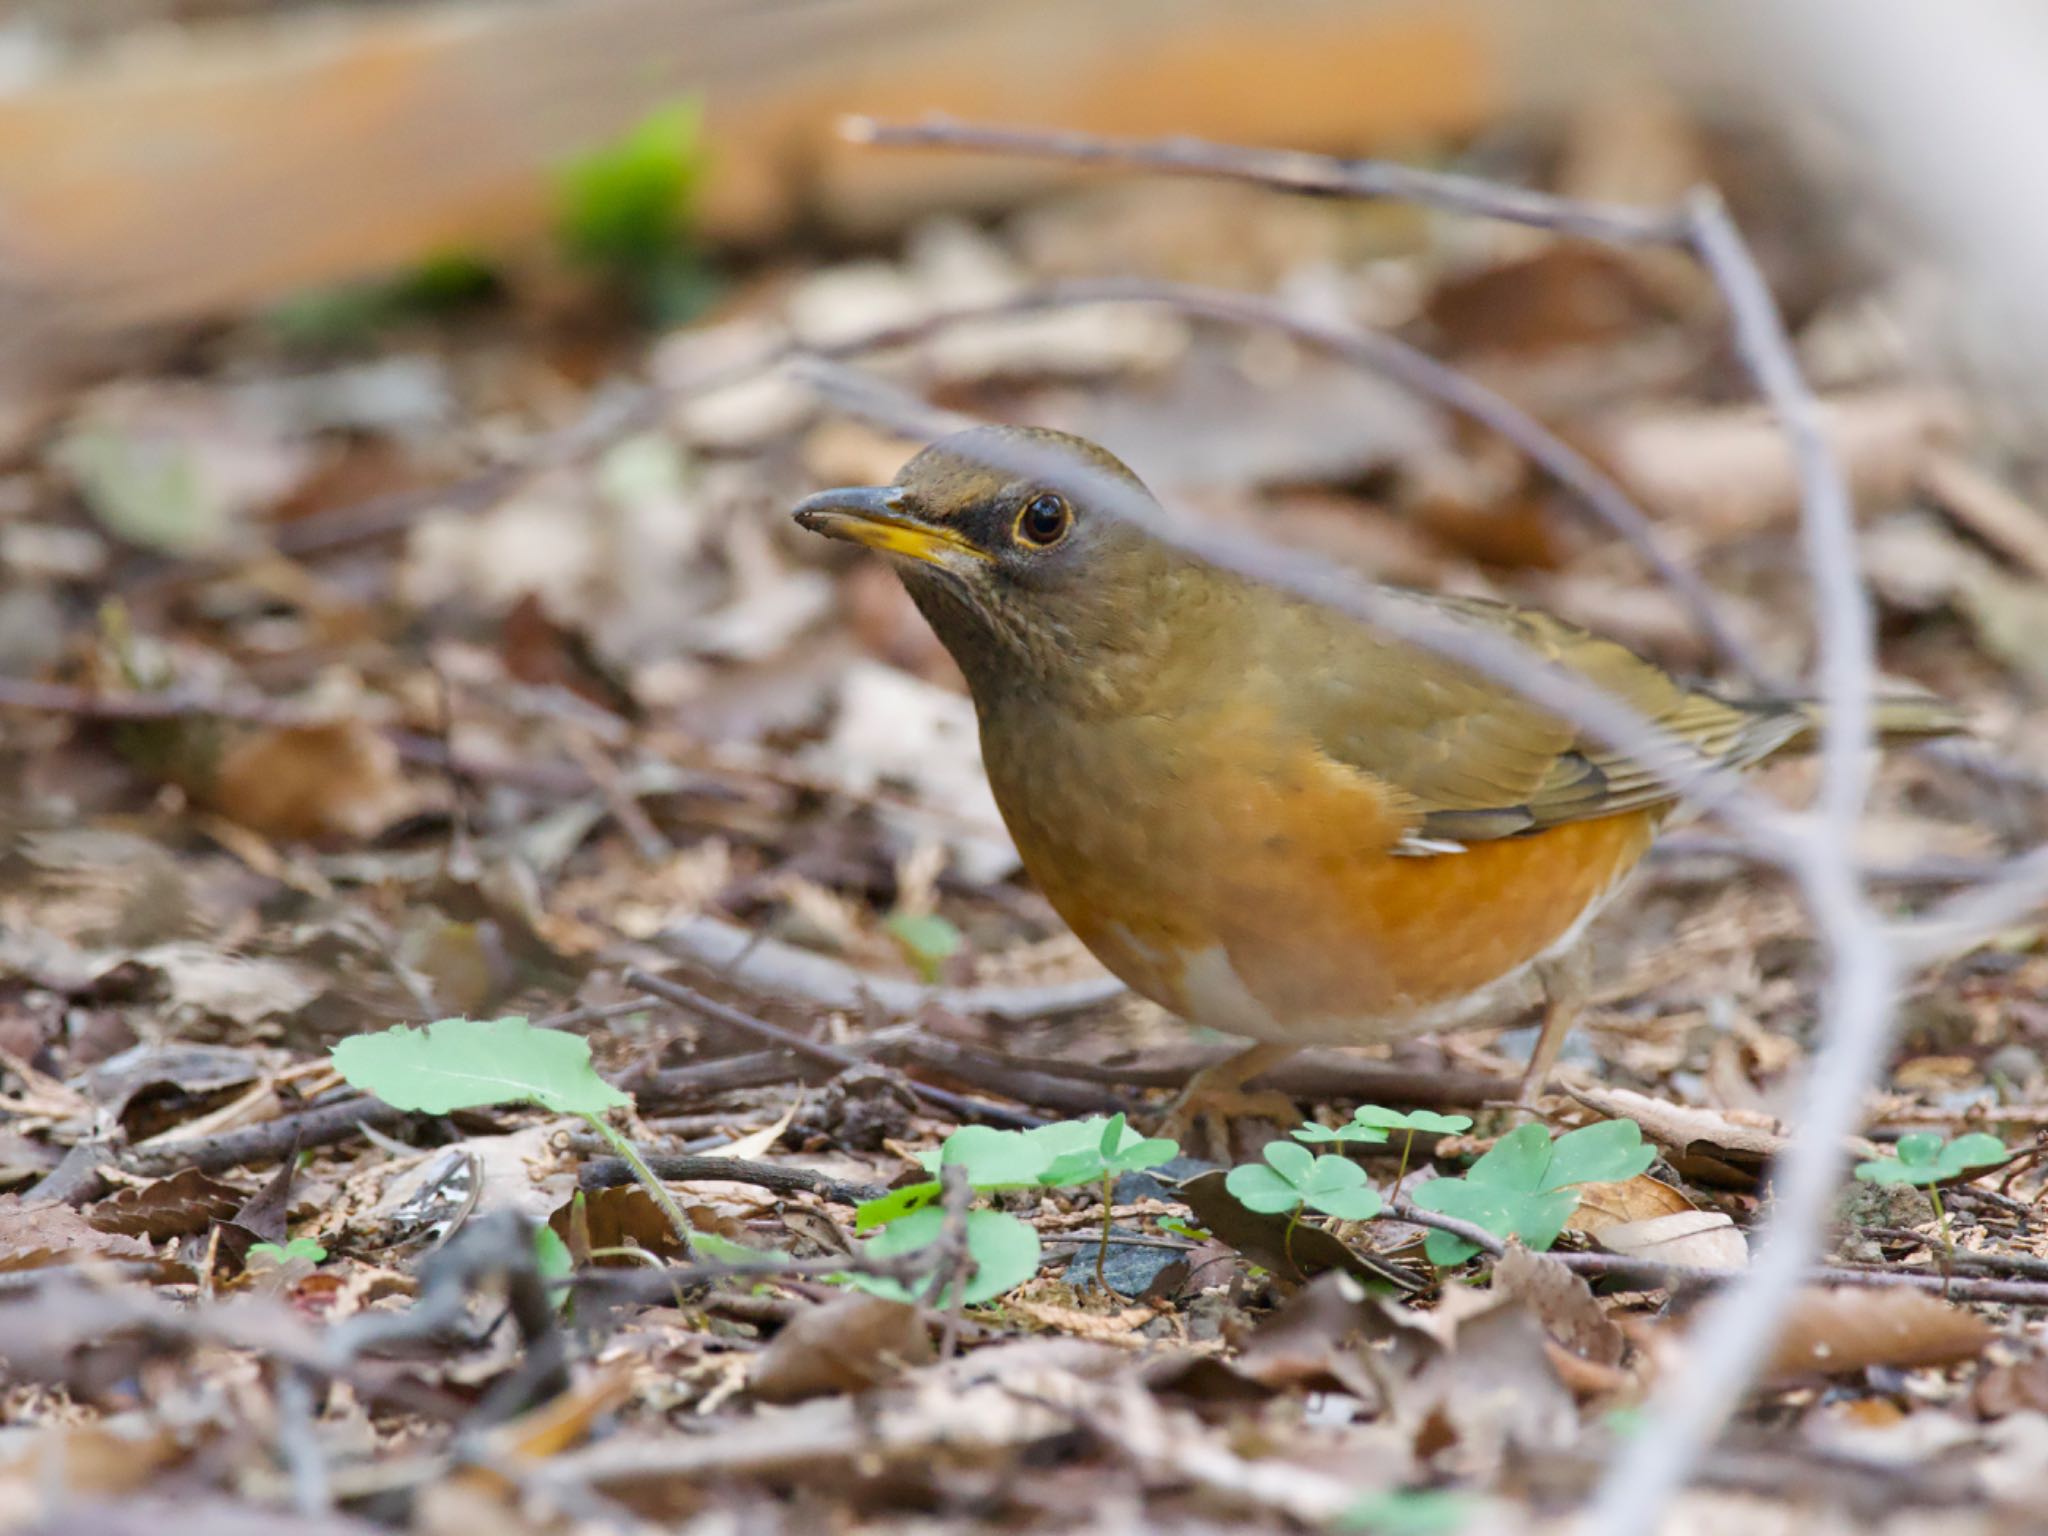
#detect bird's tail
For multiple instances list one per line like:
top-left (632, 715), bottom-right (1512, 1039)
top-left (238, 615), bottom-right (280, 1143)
top-left (1777, 694), bottom-right (1971, 750)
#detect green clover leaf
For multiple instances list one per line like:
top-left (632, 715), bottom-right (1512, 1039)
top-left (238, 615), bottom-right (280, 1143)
top-left (1855, 1131), bottom-right (2008, 1188)
top-left (846, 1206), bottom-right (1041, 1306)
top-left (1226, 1140), bottom-right (1381, 1221)
top-left (1348, 1106), bottom-right (1474, 1137)
top-left (1409, 1118), bottom-right (1652, 1265)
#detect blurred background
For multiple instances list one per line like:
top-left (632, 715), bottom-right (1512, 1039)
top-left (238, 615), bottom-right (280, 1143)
top-left (1, 0), bottom-right (2044, 1081)
top-left (6, 6), bottom-right (2048, 1527)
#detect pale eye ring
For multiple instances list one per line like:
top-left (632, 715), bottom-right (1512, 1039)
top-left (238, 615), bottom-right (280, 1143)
top-left (1015, 492), bottom-right (1071, 546)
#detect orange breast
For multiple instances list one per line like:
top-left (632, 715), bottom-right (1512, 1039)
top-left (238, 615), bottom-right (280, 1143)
top-left (984, 706), bottom-right (1657, 1046)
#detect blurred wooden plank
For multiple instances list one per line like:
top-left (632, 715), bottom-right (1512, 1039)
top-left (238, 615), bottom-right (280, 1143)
top-left (0, 0), bottom-right (1499, 340)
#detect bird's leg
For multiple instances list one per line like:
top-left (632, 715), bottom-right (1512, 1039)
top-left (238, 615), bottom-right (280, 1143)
top-left (1521, 946), bottom-right (1593, 1106)
top-left (1159, 1042), bottom-right (1301, 1160)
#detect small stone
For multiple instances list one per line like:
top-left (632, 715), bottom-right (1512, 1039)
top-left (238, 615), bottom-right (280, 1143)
top-left (1064, 1225), bottom-right (1185, 1297)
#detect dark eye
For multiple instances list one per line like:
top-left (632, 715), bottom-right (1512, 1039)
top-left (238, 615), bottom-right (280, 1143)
top-left (1015, 492), bottom-right (1071, 547)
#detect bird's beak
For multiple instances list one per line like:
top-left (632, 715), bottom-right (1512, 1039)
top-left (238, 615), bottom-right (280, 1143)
top-left (792, 486), bottom-right (990, 570)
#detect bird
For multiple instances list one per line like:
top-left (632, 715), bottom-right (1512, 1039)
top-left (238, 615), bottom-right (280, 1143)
top-left (793, 425), bottom-right (1964, 1141)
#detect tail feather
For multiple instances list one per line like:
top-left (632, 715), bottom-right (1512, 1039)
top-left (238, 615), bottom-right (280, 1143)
top-left (1776, 694), bottom-right (1970, 751)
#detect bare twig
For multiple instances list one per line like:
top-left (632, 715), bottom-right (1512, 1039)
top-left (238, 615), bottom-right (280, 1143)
top-left (845, 115), bottom-right (1689, 245)
top-left (1387, 1202), bottom-right (2048, 1304)
top-left (790, 279), bottom-right (1770, 684)
top-left (1586, 192), bottom-right (1893, 1536)
top-left (824, 117), bottom-right (2048, 1530)
top-left (577, 1151), bottom-right (888, 1207)
top-left (621, 966), bottom-right (1048, 1128)
top-left (122, 1093), bottom-right (413, 1175)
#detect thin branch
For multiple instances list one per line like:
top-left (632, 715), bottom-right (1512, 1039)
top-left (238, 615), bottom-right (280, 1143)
top-left (794, 279), bottom-right (1771, 684)
top-left (577, 1151), bottom-right (888, 1208)
top-left (844, 115), bottom-right (1689, 245)
top-left (1586, 192), bottom-right (1895, 1536)
top-left (1892, 844), bottom-right (2048, 963)
top-left (620, 967), bottom-right (1048, 1128)
top-left (1387, 1203), bottom-right (2048, 1304)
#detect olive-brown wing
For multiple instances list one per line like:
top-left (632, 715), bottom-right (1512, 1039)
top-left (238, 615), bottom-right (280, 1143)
top-left (1283, 588), bottom-right (1804, 842)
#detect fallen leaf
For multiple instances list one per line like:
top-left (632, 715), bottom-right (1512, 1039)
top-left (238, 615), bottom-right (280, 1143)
top-left (0, 1196), bottom-right (157, 1272)
top-left (1564, 1173), bottom-right (1695, 1236)
top-left (1493, 1246), bottom-right (1625, 1368)
top-left (1595, 387), bottom-right (1960, 536)
top-left (550, 1183), bottom-right (690, 1265)
top-left (1228, 1270), bottom-right (1384, 1399)
top-left (1762, 1286), bottom-right (1993, 1384)
top-left (1597, 1211), bottom-right (1749, 1269)
top-left (1972, 1356), bottom-right (2048, 1420)
top-left (748, 1293), bottom-right (933, 1403)
top-left (1570, 1085), bottom-right (1881, 1188)
top-left (86, 1167), bottom-right (245, 1239)
top-left (210, 720), bottom-right (414, 842)
top-left (1178, 1169), bottom-right (1423, 1292)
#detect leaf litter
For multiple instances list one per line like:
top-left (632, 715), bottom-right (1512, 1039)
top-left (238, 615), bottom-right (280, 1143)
top-left (0, 62), bottom-right (2045, 1536)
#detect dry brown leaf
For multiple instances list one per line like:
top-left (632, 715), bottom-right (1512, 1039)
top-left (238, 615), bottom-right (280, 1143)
top-left (749, 1293), bottom-right (933, 1403)
top-left (86, 1166), bottom-right (244, 1240)
top-left (1596, 387), bottom-right (1961, 536)
top-left (1570, 1085), bottom-right (1881, 1188)
top-left (1493, 1246), bottom-right (1625, 1368)
top-left (1597, 1212), bottom-right (1750, 1269)
top-left (210, 720), bottom-right (414, 842)
top-left (550, 1184), bottom-right (691, 1265)
top-left (1004, 1299), bottom-right (1156, 1347)
top-left (1763, 1286), bottom-right (1993, 1385)
top-left (1919, 450), bottom-right (2048, 583)
top-left (1565, 1174), bottom-right (1695, 1236)
top-left (1228, 1270), bottom-right (1383, 1399)
top-left (0, 1196), bottom-right (158, 1272)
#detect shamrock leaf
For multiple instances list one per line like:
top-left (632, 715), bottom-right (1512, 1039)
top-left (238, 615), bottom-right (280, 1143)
top-left (1348, 1106), bottom-right (1474, 1137)
top-left (1293, 1121), bottom-right (1392, 1146)
top-left (1037, 1114), bottom-right (1179, 1187)
top-left (1226, 1140), bottom-right (1382, 1222)
top-left (1855, 1131), bottom-right (2008, 1188)
top-left (914, 1125), bottom-right (1050, 1190)
top-left (846, 1206), bottom-right (1041, 1306)
top-left (1411, 1119), bottom-right (1653, 1265)
top-left (247, 1237), bottom-right (327, 1265)
top-left (855, 1181), bottom-right (943, 1230)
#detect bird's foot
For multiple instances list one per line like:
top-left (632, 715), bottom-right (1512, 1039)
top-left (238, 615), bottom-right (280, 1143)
top-left (1157, 1048), bottom-right (1301, 1161)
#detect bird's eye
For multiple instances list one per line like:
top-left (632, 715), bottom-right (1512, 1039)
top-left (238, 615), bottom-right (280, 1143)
top-left (1015, 492), bottom-right (1071, 547)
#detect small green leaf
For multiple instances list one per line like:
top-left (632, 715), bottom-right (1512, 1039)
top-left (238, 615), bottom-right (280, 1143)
top-left (1300, 1154), bottom-right (1382, 1221)
top-left (1941, 1133), bottom-right (2009, 1175)
top-left (557, 101), bottom-right (705, 270)
top-left (1225, 1161), bottom-right (1305, 1215)
top-left (1339, 1488), bottom-right (1473, 1535)
top-left (1855, 1131), bottom-right (2009, 1188)
top-left (247, 1237), bottom-right (327, 1265)
top-left (1349, 1106), bottom-right (1473, 1136)
top-left (1412, 1175), bottom-right (1578, 1264)
top-left (533, 1225), bottom-right (573, 1285)
top-left (847, 1206), bottom-right (1041, 1305)
top-left (1108, 1135), bottom-right (1180, 1175)
top-left (691, 1231), bottom-right (789, 1264)
top-left (1464, 1122), bottom-right (1554, 1191)
top-left (885, 911), bottom-right (963, 983)
top-left (331, 1017), bottom-right (630, 1117)
top-left (1543, 1119), bottom-right (1655, 1190)
top-left (1895, 1132), bottom-right (1944, 1168)
top-left (922, 1125), bottom-right (1050, 1190)
top-left (856, 1181), bottom-right (942, 1230)
top-left (1030, 1115), bottom-right (1177, 1188)
top-left (1293, 1121), bottom-right (1391, 1145)
top-left (1261, 1138), bottom-right (1316, 1188)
